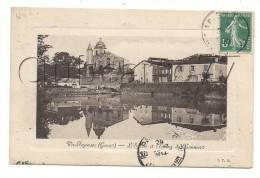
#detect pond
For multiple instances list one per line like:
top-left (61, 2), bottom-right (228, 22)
top-left (38, 93), bottom-right (226, 140)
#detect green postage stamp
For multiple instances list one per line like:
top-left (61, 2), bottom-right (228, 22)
top-left (220, 12), bottom-right (252, 52)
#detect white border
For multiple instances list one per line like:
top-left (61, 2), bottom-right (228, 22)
top-left (1, 0), bottom-right (259, 178)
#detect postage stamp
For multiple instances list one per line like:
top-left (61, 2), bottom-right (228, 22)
top-left (220, 12), bottom-right (252, 52)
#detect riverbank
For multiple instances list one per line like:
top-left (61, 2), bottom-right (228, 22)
top-left (121, 82), bottom-right (227, 100)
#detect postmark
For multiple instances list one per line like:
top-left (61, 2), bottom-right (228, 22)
top-left (137, 137), bottom-right (186, 167)
top-left (220, 12), bottom-right (251, 52)
top-left (201, 11), bottom-right (220, 53)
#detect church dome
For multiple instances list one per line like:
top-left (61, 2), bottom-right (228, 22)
top-left (94, 38), bottom-right (107, 49)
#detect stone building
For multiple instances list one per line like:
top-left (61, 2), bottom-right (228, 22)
top-left (133, 58), bottom-right (172, 83)
top-left (133, 54), bottom-right (227, 83)
top-left (171, 54), bottom-right (227, 82)
top-left (85, 38), bottom-right (126, 72)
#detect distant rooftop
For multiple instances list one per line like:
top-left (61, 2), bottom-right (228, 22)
top-left (169, 54), bottom-right (227, 65)
top-left (146, 54), bottom-right (227, 66)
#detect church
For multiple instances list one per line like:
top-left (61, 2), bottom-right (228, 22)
top-left (85, 38), bottom-right (126, 72)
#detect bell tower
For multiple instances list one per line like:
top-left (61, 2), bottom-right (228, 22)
top-left (86, 43), bottom-right (93, 64)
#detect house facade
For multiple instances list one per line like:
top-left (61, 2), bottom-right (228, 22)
top-left (134, 58), bottom-right (172, 83)
top-left (171, 54), bottom-right (227, 82)
top-left (133, 55), bottom-right (227, 83)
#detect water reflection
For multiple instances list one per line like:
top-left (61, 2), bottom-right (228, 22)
top-left (132, 105), bottom-right (226, 132)
top-left (83, 105), bottom-right (128, 139)
top-left (42, 94), bottom-right (226, 140)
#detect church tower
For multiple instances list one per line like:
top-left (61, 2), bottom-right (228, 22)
top-left (86, 43), bottom-right (93, 64)
top-left (94, 38), bottom-right (106, 55)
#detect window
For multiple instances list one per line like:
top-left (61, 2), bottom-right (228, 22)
top-left (204, 65), bottom-right (208, 71)
top-left (191, 65), bottom-right (195, 72)
top-left (106, 58), bottom-right (110, 65)
top-left (177, 116), bottom-right (182, 122)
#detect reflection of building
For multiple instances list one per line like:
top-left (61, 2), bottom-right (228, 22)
top-left (84, 106), bottom-right (129, 139)
top-left (132, 104), bottom-right (226, 132)
top-left (171, 107), bottom-right (226, 132)
top-left (84, 110), bottom-right (92, 137)
top-left (132, 105), bottom-right (171, 125)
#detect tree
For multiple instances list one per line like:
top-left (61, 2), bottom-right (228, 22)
top-left (37, 35), bottom-right (52, 64)
top-left (53, 52), bottom-right (72, 66)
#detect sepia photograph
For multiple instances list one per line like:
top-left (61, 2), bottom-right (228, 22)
top-left (36, 35), bottom-right (228, 140)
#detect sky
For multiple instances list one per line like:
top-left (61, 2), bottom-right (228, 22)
top-left (44, 35), bottom-right (214, 65)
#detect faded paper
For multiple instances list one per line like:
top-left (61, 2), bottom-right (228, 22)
top-left (10, 8), bottom-right (253, 167)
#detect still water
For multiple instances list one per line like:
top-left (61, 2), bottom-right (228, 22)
top-left (43, 94), bottom-right (226, 140)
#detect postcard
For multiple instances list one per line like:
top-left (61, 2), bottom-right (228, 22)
top-left (10, 8), bottom-right (254, 167)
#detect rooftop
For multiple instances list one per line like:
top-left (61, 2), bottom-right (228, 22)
top-left (134, 54), bottom-right (227, 69)
top-left (94, 38), bottom-right (107, 49)
top-left (169, 54), bottom-right (228, 65)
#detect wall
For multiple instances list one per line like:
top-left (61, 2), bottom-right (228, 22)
top-left (121, 82), bottom-right (227, 100)
top-left (172, 63), bottom-right (214, 82)
top-left (214, 63), bottom-right (227, 80)
top-left (134, 62), bottom-right (153, 83)
top-left (172, 63), bottom-right (226, 82)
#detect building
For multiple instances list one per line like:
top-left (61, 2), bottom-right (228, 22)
top-left (171, 54), bottom-right (227, 82)
top-left (133, 58), bottom-right (172, 83)
top-left (133, 54), bottom-right (227, 83)
top-left (85, 38), bottom-right (127, 72)
top-left (80, 38), bottom-right (132, 85)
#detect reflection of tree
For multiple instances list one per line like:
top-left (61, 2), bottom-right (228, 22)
top-left (45, 108), bottom-right (81, 125)
top-left (36, 88), bottom-right (51, 138)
